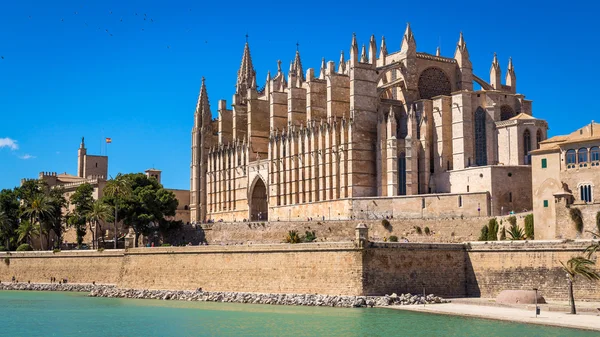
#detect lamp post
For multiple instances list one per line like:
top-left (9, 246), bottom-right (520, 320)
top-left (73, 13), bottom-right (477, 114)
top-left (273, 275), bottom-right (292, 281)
top-left (422, 282), bottom-right (426, 307)
top-left (533, 288), bottom-right (539, 318)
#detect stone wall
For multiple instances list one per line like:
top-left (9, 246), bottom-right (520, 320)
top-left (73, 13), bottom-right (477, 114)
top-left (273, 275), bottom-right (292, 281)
top-left (465, 240), bottom-right (599, 300)
top-left (0, 250), bottom-right (123, 284)
top-left (119, 244), bottom-right (363, 295)
top-left (363, 243), bottom-right (466, 297)
top-left (1, 239), bottom-right (599, 301)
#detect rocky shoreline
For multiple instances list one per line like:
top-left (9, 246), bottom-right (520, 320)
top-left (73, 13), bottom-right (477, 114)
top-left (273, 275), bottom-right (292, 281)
top-left (0, 283), bottom-right (449, 308)
top-left (0, 282), bottom-right (115, 292)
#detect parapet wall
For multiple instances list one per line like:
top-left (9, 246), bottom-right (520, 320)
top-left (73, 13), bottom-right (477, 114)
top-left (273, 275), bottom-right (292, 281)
top-left (0, 240), bottom-right (597, 300)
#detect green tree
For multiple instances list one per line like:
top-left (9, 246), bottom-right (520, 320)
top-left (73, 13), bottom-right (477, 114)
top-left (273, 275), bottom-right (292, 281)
top-left (285, 230), bottom-right (302, 244)
top-left (507, 222), bottom-right (526, 240)
top-left (16, 220), bottom-right (38, 246)
top-left (561, 256), bottom-right (600, 314)
top-left (66, 212), bottom-right (86, 247)
top-left (102, 175), bottom-right (132, 249)
top-left (0, 188), bottom-right (20, 250)
top-left (46, 187), bottom-right (67, 250)
top-left (524, 214), bottom-right (534, 239)
top-left (478, 225), bottom-right (489, 241)
top-left (487, 218), bottom-right (499, 241)
top-left (110, 174), bottom-right (177, 247)
top-left (87, 201), bottom-right (111, 249)
top-left (22, 194), bottom-right (53, 250)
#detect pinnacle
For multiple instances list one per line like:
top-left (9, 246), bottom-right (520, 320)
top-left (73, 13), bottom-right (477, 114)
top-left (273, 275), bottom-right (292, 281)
top-left (492, 52), bottom-right (500, 69)
top-left (508, 57), bottom-right (514, 71)
top-left (380, 36), bottom-right (388, 57)
top-left (338, 51), bottom-right (346, 73)
top-left (360, 44), bottom-right (368, 63)
top-left (436, 46), bottom-right (440, 56)
top-left (404, 22), bottom-right (413, 39)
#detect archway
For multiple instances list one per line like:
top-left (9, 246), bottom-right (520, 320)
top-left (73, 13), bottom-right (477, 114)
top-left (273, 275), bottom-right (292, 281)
top-left (249, 178), bottom-right (268, 221)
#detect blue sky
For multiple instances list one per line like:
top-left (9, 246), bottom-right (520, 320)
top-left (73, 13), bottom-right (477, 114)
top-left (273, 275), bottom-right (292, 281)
top-left (1, 0), bottom-right (598, 190)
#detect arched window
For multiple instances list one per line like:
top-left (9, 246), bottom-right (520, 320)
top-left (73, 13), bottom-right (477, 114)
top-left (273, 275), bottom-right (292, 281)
top-left (523, 129), bottom-right (532, 164)
top-left (578, 148), bottom-right (588, 164)
top-left (184, 205), bottom-right (189, 210)
top-left (566, 149), bottom-right (576, 167)
top-left (590, 146), bottom-right (599, 165)
top-left (418, 67), bottom-right (452, 99)
top-left (536, 129), bottom-right (543, 149)
top-left (500, 105), bottom-right (516, 121)
top-left (398, 153), bottom-right (406, 196)
top-left (474, 107), bottom-right (487, 166)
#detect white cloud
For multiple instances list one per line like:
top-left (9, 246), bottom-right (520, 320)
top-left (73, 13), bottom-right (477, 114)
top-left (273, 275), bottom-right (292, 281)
top-left (19, 154), bottom-right (36, 160)
top-left (0, 137), bottom-right (18, 150)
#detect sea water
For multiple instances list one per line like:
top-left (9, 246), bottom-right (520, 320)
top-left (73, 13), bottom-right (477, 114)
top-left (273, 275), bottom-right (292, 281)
top-left (0, 291), bottom-right (595, 336)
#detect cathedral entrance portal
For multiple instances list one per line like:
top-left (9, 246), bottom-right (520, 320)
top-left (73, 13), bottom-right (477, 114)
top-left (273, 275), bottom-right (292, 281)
top-left (250, 178), bottom-right (268, 221)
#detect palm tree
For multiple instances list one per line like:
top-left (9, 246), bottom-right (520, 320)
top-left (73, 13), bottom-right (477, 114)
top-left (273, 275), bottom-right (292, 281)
top-left (22, 195), bottom-right (53, 250)
top-left (561, 256), bottom-right (600, 314)
top-left (16, 220), bottom-right (38, 246)
top-left (103, 175), bottom-right (132, 249)
top-left (87, 201), bottom-right (111, 249)
top-left (0, 211), bottom-right (12, 249)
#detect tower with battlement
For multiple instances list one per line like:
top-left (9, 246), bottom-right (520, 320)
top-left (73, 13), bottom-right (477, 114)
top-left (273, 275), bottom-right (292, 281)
top-left (190, 26), bottom-right (549, 223)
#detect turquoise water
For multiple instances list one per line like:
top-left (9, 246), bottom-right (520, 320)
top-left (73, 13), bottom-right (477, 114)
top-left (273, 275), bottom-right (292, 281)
top-left (0, 291), bottom-right (596, 336)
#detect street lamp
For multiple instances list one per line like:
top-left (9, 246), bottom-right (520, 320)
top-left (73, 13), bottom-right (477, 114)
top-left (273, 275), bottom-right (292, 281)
top-left (533, 288), bottom-right (539, 317)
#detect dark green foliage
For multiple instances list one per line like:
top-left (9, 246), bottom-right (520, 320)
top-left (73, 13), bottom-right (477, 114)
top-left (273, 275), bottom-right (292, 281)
top-left (389, 235), bottom-right (399, 242)
top-left (478, 226), bottom-right (489, 241)
top-left (414, 226), bottom-right (422, 235)
top-left (507, 216), bottom-right (517, 228)
top-left (304, 231), bottom-right (317, 243)
top-left (570, 208), bottom-right (584, 233)
top-left (161, 243), bottom-right (171, 247)
top-left (285, 230), bottom-right (302, 243)
top-left (16, 244), bottom-right (33, 251)
top-left (507, 221), bottom-right (526, 240)
top-left (52, 249), bottom-right (60, 253)
top-left (381, 219), bottom-right (392, 231)
top-left (525, 214), bottom-right (534, 239)
top-left (0, 245), bottom-right (5, 251)
top-left (107, 173), bottom-right (178, 247)
top-left (424, 227), bottom-right (431, 235)
top-left (487, 218), bottom-right (499, 241)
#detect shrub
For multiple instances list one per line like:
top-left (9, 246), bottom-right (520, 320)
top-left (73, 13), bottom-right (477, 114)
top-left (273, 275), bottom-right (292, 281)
top-left (304, 231), bottom-right (317, 243)
top-left (16, 244), bottom-right (33, 251)
top-left (507, 222), bottom-right (525, 240)
top-left (487, 218), bottom-right (499, 241)
top-left (569, 208), bottom-right (584, 233)
top-left (381, 219), bottom-right (392, 231)
top-left (508, 216), bottom-right (517, 228)
top-left (285, 230), bottom-right (302, 244)
top-left (52, 249), bottom-right (61, 253)
top-left (424, 227), bottom-right (431, 235)
top-left (478, 226), bottom-right (489, 241)
top-left (97, 248), bottom-right (105, 252)
top-left (3, 257), bottom-right (9, 266)
top-left (161, 243), bottom-right (172, 247)
top-left (389, 235), bottom-right (399, 242)
top-left (500, 226), bottom-right (506, 240)
top-left (0, 246), bottom-right (5, 252)
top-left (414, 226), bottom-right (422, 235)
top-left (525, 214), bottom-right (534, 239)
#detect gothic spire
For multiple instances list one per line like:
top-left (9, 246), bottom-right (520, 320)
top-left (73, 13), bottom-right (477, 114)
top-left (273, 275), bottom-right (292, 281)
top-left (319, 57), bottom-right (326, 79)
top-left (195, 77), bottom-right (211, 126)
top-left (369, 35), bottom-right (377, 64)
top-left (379, 36), bottom-right (388, 58)
top-left (457, 32), bottom-right (467, 52)
top-left (436, 46), bottom-right (440, 56)
top-left (360, 44), bottom-right (368, 63)
top-left (401, 23), bottom-right (416, 53)
top-left (492, 52), bottom-right (500, 70)
top-left (236, 42), bottom-right (256, 96)
top-left (292, 50), bottom-right (305, 81)
top-left (507, 57), bottom-right (514, 72)
top-left (338, 51), bottom-right (346, 73)
top-left (350, 33), bottom-right (358, 63)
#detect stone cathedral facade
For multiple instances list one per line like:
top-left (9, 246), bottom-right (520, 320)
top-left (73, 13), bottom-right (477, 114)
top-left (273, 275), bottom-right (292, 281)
top-left (190, 25), bottom-right (548, 223)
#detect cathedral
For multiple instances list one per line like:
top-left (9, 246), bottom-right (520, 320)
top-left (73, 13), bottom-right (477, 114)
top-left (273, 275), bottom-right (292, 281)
top-left (190, 25), bottom-right (548, 223)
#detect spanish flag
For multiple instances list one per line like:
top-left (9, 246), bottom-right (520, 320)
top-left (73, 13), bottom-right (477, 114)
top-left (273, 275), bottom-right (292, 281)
top-left (105, 138), bottom-right (112, 144)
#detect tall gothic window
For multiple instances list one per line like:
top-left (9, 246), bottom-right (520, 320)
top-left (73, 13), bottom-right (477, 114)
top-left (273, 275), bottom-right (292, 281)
top-left (523, 129), bottom-right (532, 164)
top-left (391, 70), bottom-right (398, 100)
top-left (417, 67), bottom-right (452, 100)
top-left (474, 107), bottom-right (487, 166)
top-left (536, 129), bottom-right (543, 149)
top-left (398, 153), bottom-right (406, 196)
